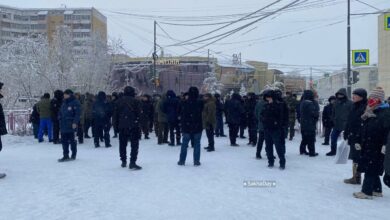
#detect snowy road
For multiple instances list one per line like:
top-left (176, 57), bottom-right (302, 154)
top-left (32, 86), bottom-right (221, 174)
top-left (0, 133), bottom-right (388, 220)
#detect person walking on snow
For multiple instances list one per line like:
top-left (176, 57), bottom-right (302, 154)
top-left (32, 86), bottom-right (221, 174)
top-left (0, 82), bottom-right (8, 179)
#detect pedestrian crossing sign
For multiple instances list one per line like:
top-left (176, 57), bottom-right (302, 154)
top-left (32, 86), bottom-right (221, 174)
top-left (352, 50), bottom-right (369, 66)
top-left (386, 14), bottom-right (390, 31)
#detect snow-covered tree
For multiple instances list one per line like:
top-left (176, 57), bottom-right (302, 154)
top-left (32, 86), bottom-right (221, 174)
top-left (201, 72), bottom-right (224, 94)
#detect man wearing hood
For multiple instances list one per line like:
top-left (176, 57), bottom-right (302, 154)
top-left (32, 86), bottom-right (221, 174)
top-left (51, 90), bottom-right (64, 144)
top-left (92, 91), bottom-right (113, 148)
top-left (343, 88), bottom-right (367, 185)
top-left (327, 88), bottom-right (353, 156)
top-left (299, 90), bottom-right (320, 157)
top-left (0, 82), bottom-right (7, 178)
top-left (113, 86), bottom-right (142, 170)
top-left (225, 93), bottom-right (245, 146)
top-left (163, 90), bottom-right (181, 146)
top-left (178, 87), bottom-right (204, 166)
top-left (58, 89), bottom-right (81, 162)
top-left (261, 90), bottom-right (286, 170)
top-left (322, 96), bottom-right (336, 145)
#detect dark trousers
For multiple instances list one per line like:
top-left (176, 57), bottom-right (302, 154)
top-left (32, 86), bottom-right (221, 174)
top-left (248, 121), bottom-right (257, 144)
top-left (288, 121), bottom-right (295, 139)
top-left (205, 125), bottom-right (215, 149)
top-left (330, 129), bottom-right (343, 153)
top-left (264, 128), bottom-right (286, 167)
top-left (38, 118), bottom-right (53, 141)
top-left (52, 120), bottom-right (60, 142)
top-left (61, 132), bottom-right (77, 158)
top-left (228, 124), bottom-right (239, 145)
top-left (179, 132), bottom-right (202, 163)
top-left (239, 124), bottom-right (246, 137)
top-left (362, 174), bottom-right (382, 196)
top-left (84, 118), bottom-right (93, 137)
top-left (168, 122), bottom-right (181, 145)
top-left (94, 124), bottom-right (110, 147)
top-left (119, 128), bottom-right (140, 164)
top-left (256, 130), bottom-right (265, 157)
top-left (77, 123), bottom-right (84, 144)
top-left (323, 126), bottom-right (332, 144)
top-left (33, 123), bottom-right (39, 139)
top-left (158, 122), bottom-right (168, 144)
top-left (0, 136), bottom-right (2, 151)
top-left (141, 120), bottom-right (150, 138)
top-left (300, 131), bottom-right (316, 155)
top-left (215, 115), bottom-right (224, 137)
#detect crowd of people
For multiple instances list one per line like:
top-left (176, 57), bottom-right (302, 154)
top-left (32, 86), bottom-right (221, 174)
top-left (0, 80), bottom-right (390, 200)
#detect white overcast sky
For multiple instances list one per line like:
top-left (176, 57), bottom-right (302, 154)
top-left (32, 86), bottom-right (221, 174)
top-left (2, 0), bottom-right (390, 75)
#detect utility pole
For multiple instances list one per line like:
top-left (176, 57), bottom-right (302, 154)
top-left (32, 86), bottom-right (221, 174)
top-left (153, 20), bottom-right (158, 91)
top-left (207, 49), bottom-right (210, 72)
top-left (310, 67), bottom-right (313, 89)
top-left (347, 0), bottom-right (352, 98)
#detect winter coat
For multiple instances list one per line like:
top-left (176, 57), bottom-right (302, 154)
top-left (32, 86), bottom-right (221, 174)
top-left (140, 100), bottom-right (154, 124)
top-left (344, 99), bottom-right (367, 161)
top-left (202, 97), bottom-right (216, 129)
top-left (245, 95), bottom-right (257, 125)
top-left (59, 95), bottom-right (81, 133)
top-left (299, 91), bottom-right (320, 133)
top-left (255, 100), bottom-right (266, 131)
top-left (358, 106), bottom-right (390, 175)
top-left (261, 101), bottom-right (284, 130)
top-left (322, 104), bottom-right (334, 128)
top-left (92, 94), bottom-right (113, 127)
top-left (37, 98), bottom-right (52, 119)
top-left (163, 90), bottom-right (180, 124)
top-left (156, 96), bottom-right (168, 123)
top-left (332, 88), bottom-right (353, 131)
top-left (30, 104), bottom-right (40, 124)
top-left (0, 101), bottom-right (7, 136)
top-left (50, 91), bottom-right (63, 121)
top-left (385, 133), bottom-right (390, 174)
top-left (215, 98), bottom-right (224, 118)
top-left (83, 96), bottom-right (94, 121)
top-left (285, 96), bottom-right (298, 123)
top-left (225, 94), bottom-right (244, 125)
top-left (180, 88), bottom-right (204, 134)
top-left (113, 95), bottom-right (141, 131)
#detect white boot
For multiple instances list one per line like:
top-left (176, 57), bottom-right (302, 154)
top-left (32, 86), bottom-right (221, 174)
top-left (353, 192), bottom-right (373, 200)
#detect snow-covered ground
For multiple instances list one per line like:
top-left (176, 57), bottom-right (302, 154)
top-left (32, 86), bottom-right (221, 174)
top-left (0, 131), bottom-right (389, 220)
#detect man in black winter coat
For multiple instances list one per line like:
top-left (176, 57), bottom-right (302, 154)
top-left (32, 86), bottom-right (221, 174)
top-left (322, 96), bottom-right (336, 145)
top-left (343, 88), bottom-right (367, 185)
top-left (51, 90), bottom-right (63, 144)
top-left (225, 93), bottom-right (244, 146)
top-left (92, 91), bottom-right (113, 148)
top-left (113, 86), bottom-right (142, 170)
top-left (245, 92), bottom-right (258, 146)
top-left (140, 94), bottom-right (154, 140)
top-left (327, 88), bottom-right (353, 156)
top-left (163, 90), bottom-right (181, 146)
top-left (0, 82), bottom-right (7, 179)
top-left (178, 87), bottom-right (204, 166)
top-left (299, 90), bottom-right (320, 157)
top-left (261, 90), bottom-right (286, 170)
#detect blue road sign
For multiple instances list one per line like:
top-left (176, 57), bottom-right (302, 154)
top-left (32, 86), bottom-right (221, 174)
top-left (352, 50), bottom-right (369, 66)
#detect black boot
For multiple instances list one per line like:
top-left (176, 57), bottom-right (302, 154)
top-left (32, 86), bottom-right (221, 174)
top-left (129, 163), bottom-right (142, 170)
top-left (58, 157), bottom-right (71, 162)
top-left (121, 161), bottom-right (127, 168)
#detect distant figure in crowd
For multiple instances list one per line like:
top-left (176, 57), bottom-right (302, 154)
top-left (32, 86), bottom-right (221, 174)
top-left (322, 96), bottom-right (336, 146)
top-left (225, 93), bottom-right (244, 146)
top-left (202, 93), bottom-right (216, 152)
top-left (214, 93), bottom-right (226, 137)
top-left (51, 90), bottom-right (64, 144)
top-left (37, 93), bottom-right (53, 143)
top-left (255, 92), bottom-right (266, 159)
top-left (285, 92), bottom-right (298, 141)
top-left (0, 82), bottom-right (7, 179)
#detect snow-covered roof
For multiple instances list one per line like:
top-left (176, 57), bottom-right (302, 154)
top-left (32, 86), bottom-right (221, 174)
top-left (218, 62), bottom-right (255, 72)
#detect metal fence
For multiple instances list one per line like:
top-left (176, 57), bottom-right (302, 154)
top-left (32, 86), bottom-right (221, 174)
top-left (4, 109), bottom-right (32, 136)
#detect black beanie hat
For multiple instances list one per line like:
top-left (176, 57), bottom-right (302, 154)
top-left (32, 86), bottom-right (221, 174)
top-left (352, 88), bottom-right (368, 99)
top-left (64, 89), bottom-right (74, 95)
top-left (124, 86), bottom-right (135, 97)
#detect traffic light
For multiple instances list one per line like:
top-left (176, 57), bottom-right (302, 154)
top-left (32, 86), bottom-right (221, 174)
top-left (352, 71), bottom-right (359, 84)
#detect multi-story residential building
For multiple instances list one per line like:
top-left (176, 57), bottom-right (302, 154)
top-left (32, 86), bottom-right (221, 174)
top-left (0, 4), bottom-right (107, 54)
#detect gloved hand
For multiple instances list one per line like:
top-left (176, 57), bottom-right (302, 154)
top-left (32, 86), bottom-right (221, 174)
top-left (355, 143), bottom-right (362, 151)
top-left (384, 174), bottom-right (390, 188)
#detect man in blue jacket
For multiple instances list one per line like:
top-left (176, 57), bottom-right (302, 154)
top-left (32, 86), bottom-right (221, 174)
top-left (58, 89), bottom-right (81, 162)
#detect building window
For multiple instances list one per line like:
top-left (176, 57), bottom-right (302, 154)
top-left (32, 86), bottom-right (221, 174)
top-left (73, 23), bottom-right (91, 29)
